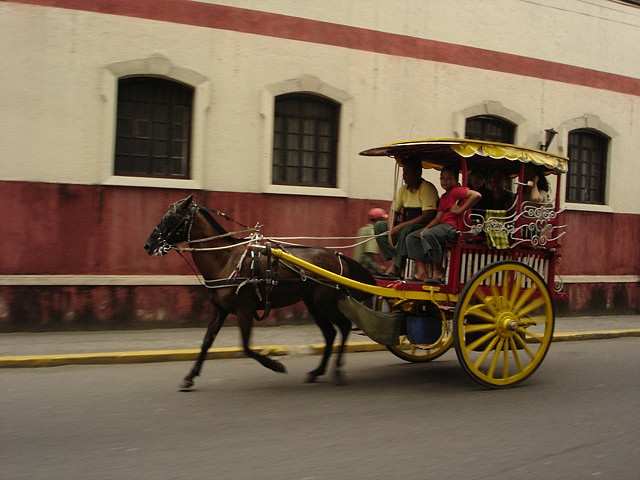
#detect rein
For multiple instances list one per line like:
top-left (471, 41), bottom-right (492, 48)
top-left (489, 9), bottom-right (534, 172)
top-left (161, 203), bottom-right (360, 320)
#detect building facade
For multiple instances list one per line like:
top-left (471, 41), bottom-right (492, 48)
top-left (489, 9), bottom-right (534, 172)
top-left (1, 0), bottom-right (639, 330)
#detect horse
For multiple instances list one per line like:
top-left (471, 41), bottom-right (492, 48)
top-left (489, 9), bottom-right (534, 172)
top-left (143, 195), bottom-right (376, 390)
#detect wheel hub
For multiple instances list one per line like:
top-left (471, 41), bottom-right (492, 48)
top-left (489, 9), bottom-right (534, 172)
top-left (496, 313), bottom-right (519, 338)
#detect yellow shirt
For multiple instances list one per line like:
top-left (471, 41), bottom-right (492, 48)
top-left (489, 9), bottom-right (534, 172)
top-left (394, 179), bottom-right (438, 213)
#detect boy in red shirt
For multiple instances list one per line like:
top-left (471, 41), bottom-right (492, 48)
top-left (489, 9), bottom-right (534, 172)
top-left (405, 165), bottom-right (481, 283)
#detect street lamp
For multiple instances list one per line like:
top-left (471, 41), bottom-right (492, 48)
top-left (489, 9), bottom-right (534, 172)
top-left (540, 128), bottom-right (558, 151)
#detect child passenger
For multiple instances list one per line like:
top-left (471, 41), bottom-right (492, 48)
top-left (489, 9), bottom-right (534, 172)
top-left (404, 166), bottom-right (482, 283)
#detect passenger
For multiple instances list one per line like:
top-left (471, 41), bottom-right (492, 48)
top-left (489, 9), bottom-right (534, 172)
top-left (485, 168), bottom-right (516, 211)
top-left (468, 167), bottom-right (491, 213)
top-left (524, 165), bottom-right (550, 203)
top-left (374, 156), bottom-right (438, 278)
top-left (405, 166), bottom-right (481, 283)
top-left (353, 207), bottom-right (389, 275)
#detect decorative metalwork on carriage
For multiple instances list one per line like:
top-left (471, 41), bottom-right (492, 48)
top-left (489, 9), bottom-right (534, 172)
top-left (512, 202), bottom-right (566, 247)
top-left (553, 275), bottom-right (564, 293)
top-left (463, 202), bottom-right (566, 248)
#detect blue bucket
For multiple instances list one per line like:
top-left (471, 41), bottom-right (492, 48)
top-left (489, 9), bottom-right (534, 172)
top-left (406, 315), bottom-right (442, 344)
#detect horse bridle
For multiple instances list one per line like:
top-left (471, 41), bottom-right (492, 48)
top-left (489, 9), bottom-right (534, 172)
top-left (155, 202), bottom-right (198, 254)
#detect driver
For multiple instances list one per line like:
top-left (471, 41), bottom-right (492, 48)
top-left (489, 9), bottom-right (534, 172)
top-left (373, 156), bottom-right (438, 278)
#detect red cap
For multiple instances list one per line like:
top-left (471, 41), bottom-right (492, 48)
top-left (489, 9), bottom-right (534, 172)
top-left (368, 207), bottom-right (388, 220)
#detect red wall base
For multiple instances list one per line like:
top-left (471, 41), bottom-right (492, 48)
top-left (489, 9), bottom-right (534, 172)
top-left (1, 281), bottom-right (637, 332)
top-left (0, 285), bottom-right (314, 332)
top-left (556, 282), bottom-right (639, 316)
top-left (1, 181), bottom-right (638, 331)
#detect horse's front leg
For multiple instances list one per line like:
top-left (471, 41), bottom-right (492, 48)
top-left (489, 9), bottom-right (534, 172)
top-left (180, 307), bottom-right (228, 391)
top-left (237, 308), bottom-right (286, 373)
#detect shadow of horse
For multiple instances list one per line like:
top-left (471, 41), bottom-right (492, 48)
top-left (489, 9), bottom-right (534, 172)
top-left (144, 195), bottom-right (376, 390)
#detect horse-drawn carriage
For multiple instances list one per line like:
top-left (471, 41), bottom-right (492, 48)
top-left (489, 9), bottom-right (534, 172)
top-left (145, 138), bottom-right (568, 390)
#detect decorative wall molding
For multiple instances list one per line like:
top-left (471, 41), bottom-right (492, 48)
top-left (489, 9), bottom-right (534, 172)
top-left (1, 274), bottom-right (637, 286)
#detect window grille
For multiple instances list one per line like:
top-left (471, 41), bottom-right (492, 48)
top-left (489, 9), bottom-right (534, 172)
top-left (272, 93), bottom-right (339, 187)
top-left (465, 115), bottom-right (515, 143)
top-left (115, 77), bottom-right (193, 178)
top-left (566, 129), bottom-right (608, 204)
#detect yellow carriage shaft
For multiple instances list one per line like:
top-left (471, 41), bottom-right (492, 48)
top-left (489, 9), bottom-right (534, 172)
top-left (261, 246), bottom-right (452, 302)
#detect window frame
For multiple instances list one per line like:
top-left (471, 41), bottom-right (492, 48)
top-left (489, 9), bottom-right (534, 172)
top-left (565, 128), bottom-right (609, 205)
top-left (464, 115), bottom-right (516, 143)
top-left (259, 76), bottom-right (352, 197)
top-left (100, 55), bottom-right (209, 190)
top-left (114, 76), bottom-right (193, 179)
top-left (272, 93), bottom-right (340, 188)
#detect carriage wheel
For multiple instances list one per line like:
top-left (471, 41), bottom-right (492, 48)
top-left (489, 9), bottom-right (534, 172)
top-left (453, 261), bottom-right (554, 388)
top-left (383, 299), bottom-right (454, 363)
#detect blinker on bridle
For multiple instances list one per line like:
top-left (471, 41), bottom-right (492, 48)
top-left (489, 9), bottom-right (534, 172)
top-left (156, 202), bottom-right (198, 254)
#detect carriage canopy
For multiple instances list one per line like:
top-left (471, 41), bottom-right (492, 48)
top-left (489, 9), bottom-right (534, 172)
top-left (359, 138), bottom-right (568, 174)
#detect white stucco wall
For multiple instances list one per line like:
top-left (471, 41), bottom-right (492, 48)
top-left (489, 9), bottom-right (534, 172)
top-left (1, 0), bottom-right (639, 213)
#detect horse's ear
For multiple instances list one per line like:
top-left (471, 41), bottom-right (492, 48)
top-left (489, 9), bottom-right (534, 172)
top-left (184, 194), bottom-right (193, 206)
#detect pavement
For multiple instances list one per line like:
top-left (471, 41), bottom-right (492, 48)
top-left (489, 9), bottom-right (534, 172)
top-left (1, 315), bottom-right (639, 368)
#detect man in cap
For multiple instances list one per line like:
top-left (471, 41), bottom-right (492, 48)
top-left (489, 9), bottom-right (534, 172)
top-left (353, 207), bottom-right (389, 275)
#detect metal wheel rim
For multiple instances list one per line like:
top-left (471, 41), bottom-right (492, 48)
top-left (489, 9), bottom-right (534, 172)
top-left (453, 260), bottom-right (554, 388)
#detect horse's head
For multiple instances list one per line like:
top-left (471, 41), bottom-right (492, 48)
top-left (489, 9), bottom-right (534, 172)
top-left (144, 194), bottom-right (196, 256)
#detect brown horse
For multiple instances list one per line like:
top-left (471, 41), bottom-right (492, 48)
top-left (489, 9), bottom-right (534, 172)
top-left (144, 195), bottom-right (375, 390)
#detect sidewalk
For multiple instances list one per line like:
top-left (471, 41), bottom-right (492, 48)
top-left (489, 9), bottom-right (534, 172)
top-left (1, 315), bottom-right (638, 368)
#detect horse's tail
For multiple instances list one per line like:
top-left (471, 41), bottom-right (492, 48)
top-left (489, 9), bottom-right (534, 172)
top-left (341, 254), bottom-right (377, 301)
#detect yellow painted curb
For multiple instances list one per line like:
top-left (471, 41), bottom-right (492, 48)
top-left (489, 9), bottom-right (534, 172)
top-left (552, 329), bottom-right (640, 342)
top-left (0, 345), bottom-right (289, 368)
top-left (308, 342), bottom-right (387, 354)
top-left (2, 331), bottom-right (639, 368)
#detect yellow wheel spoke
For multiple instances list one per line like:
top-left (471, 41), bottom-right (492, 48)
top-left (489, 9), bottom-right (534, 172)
top-left (517, 296), bottom-right (548, 318)
top-left (489, 281), bottom-right (501, 307)
top-left (473, 288), bottom-right (500, 317)
top-left (487, 338), bottom-right (505, 378)
top-left (509, 337), bottom-right (523, 372)
top-left (464, 306), bottom-right (497, 323)
top-left (502, 340), bottom-right (510, 379)
top-left (467, 331), bottom-right (495, 352)
top-left (464, 323), bottom-right (495, 334)
top-left (521, 314), bottom-right (548, 328)
top-left (512, 285), bottom-right (536, 313)
top-left (521, 329), bottom-right (543, 343)
top-left (514, 333), bottom-right (535, 359)
top-left (473, 335), bottom-right (500, 369)
top-left (508, 273), bottom-right (522, 310)
top-left (502, 272), bottom-right (511, 308)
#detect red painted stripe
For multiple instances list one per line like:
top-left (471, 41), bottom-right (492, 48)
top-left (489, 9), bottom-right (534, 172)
top-left (4, 0), bottom-right (640, 96)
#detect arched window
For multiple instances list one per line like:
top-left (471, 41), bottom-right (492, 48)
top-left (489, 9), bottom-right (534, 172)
top-left (465, 115), bottom-right (515, 143)
top-left (272, 93), bottom-right (339, 187)
top-left (566, 129), bottom-right (608, 204)
top-left (114, 77), bottom-right (193, 178)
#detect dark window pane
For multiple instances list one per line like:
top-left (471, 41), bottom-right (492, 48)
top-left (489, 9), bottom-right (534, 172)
top-left (465, 115), bottom-right (515, 143)
top-left (114, 77), bottom-right (193, 178)
top-left (566, 129), bottom-right (608, 204)
top-left (272, 93), bottom-right (339, 187)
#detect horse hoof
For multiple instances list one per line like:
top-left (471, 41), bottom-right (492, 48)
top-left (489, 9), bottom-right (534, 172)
top-left (305, 373), bottom-right (319, 383)
top-left (178, 378), bottom-right (194, 391)
top-left (273, 361), bottom-right (287, 374)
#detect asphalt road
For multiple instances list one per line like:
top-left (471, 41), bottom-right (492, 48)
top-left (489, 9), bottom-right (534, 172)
top-left (2, 338), bottom-right (640, 480)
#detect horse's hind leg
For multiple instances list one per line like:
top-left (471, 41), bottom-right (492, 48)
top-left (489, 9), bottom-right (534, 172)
top-left (237, 309), bottom-right (286, 373)
top-left (304, 299), bottom-right (337, 383)
top-left (180, 308), bottom-right (228, 391)
top-left (332, 313), bottom-right (352, 386)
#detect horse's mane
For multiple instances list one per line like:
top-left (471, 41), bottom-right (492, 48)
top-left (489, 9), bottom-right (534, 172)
top-left (197, 206), bottom-right (243, 243)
